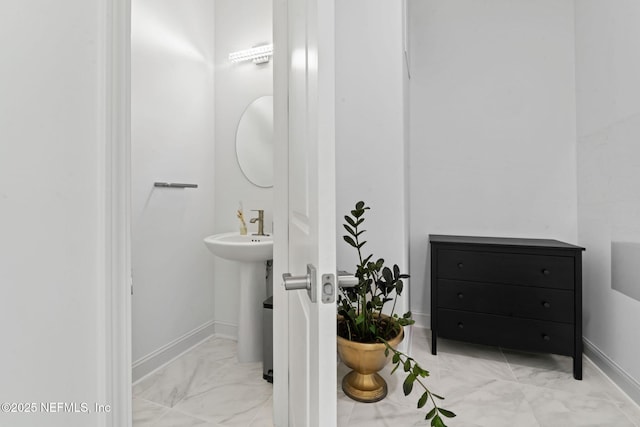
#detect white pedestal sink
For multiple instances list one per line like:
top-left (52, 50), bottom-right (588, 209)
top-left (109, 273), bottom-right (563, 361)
top-left (204, 232), bottom-right (273, 363)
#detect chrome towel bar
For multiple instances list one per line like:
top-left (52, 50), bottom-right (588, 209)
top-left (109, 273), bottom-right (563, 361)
top-left (153, 182), bottom-right (198, 189)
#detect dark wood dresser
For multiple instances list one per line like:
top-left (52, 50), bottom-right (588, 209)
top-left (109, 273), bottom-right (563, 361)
top-left (430, 235), bottom-right (584, 379)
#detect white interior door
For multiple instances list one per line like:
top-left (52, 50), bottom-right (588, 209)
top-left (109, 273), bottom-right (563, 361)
top-left (272, 0), bottom-right (337, 425)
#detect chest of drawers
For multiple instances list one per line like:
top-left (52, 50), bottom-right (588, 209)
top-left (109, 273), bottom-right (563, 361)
top-left (430, 235), bottom-right (584, 379)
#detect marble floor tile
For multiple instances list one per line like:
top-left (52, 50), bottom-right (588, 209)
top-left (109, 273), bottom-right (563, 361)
top-left (435, 338), bottom-right (516, 382)
top-left (521, 382), bottom-right (636, 427)
top-left (132, 397), bottom-right (169, 427)
top-left (247, 397), bottom-right (275, 427)
top-left (616, 400), bottom-right (640, 426)
top-left (336, 389), bottom-right (356, 426)
top-left (503, 349), bottom-right (623, 402)
top-left (433, 377), bottom-right (539, 427)
top-left (173, 381), bottom-right (272, 426)
top-left (133, 337), bottom-right (236, 408)
top-left (151, 409), bottom-right (222, 427)
top-left (133, 328), bottom-right (640, 427)
top-left (346, 398), bottom-right (432, 427)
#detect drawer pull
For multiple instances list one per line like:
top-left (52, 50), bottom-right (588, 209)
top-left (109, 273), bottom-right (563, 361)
top-left (457, 322), bottom-right (464, 329)
top-left (457, 292), bottom-right (464, 299)
top-left (542, 334), bottom-right (550, 341)
top-left (457, 262), bottom-right (464, 269)
top-left (542, 268), bottom-right (550, 276)
top-left (542, 301), bottom-right (551, 309)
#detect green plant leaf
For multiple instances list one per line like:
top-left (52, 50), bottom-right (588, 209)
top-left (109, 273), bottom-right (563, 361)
top-left (343, 235), bottom-right (357, 248)
top-left (431, 393), bottom-right (444, 400)
top-left (344, 215), bottom-right (356, 227)
top-left (402, 373), bottom-right (415, 395)
top-left (343, 224), bottom-right (356, 237)
top-left (390, 363), bottom-right (400, 375)
top-left (417, 392), bottom-right (429, 409)
top-left (403, 359), bottom-right (411, 372)
top-left (431, 414), bottom-right (445, 427)
top-left (382, 267), bottom-right (393, 282)
top-left (439, 408), bottom-right (456, 418)
top-left (392, 353), bottom-right (400, 364)
top-left (396, 317), bottom-right (413, 327)
top-left (355, 201), bottom-right (365, 210)
top-left (425, 407), bottom-right (436, 420)
top-left (393, 264), bottom-right (400, 279)
top-left (357, 241), bottom-right (367, 249)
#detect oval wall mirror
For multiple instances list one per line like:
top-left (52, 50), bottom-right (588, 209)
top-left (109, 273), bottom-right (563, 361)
top-left (235, 95), bottom-right (274, 188)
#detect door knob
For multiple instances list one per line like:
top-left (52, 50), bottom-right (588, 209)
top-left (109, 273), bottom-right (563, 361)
top-left (337, 271), bottom-right (359, 288)
top-left (283, 273), bottom-right (310, 291)
top-left (283, 264), bottom-right (316, 303)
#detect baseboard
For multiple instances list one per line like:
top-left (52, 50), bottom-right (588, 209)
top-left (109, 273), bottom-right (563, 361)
top-left (132, 320), bottom-right (217, 382)
top-left (213, 320), bottom-right (238, 340)
top-left (583, 337), bottom-right (640, 406)
top-left (411, 310), bottom-right (430, 329)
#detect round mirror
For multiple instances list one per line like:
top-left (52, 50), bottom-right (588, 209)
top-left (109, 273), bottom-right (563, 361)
top-left (235, 95), bottom-right (274, 188)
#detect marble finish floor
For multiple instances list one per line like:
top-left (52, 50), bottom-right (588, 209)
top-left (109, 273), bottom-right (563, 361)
top-left (133, 329), bottom-right (640, 426)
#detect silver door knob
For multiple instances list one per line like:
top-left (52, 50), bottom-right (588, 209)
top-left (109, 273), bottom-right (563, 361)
top-left (283, 264), bottom-right (316, 303)
top-left (337, 271), bottom-right (358, 288)
top-left (283, 273), bottom-right (310, 291)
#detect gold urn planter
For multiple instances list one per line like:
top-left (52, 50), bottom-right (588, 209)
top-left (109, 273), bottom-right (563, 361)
top-left (337, 322), bottom-right (404, 403)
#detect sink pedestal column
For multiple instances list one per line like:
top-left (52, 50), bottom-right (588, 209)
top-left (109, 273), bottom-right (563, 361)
top-left (237, 261), bottom-right (266, 363)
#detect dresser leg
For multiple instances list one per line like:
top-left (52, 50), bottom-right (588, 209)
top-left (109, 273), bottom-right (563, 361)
top-left (431, 330), bottom-right (437, 355)
top-left (573, 354), bottom-right (582, 380)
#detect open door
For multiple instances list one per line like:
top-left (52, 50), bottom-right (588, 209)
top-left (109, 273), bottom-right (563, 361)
top-left (272, 0), bottom-right (337, 425)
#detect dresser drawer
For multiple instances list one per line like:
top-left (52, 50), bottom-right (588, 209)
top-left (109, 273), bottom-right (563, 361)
top-left (437, 249), bottom-right (575, 289)
top-left (437, 309), bottom-right (574, 356)
top-left (437, 279), bottom-right (574, 323)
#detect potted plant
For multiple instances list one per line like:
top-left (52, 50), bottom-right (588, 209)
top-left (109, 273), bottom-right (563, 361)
top-left (337, 201), bottom-right (455, 427)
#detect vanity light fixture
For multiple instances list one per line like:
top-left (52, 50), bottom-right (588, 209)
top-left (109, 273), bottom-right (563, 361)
top-left (229, 44), bottom-right (273, 64)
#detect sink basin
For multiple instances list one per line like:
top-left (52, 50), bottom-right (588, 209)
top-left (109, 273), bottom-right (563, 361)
top-left (203, 232), bottom-right (273, 262)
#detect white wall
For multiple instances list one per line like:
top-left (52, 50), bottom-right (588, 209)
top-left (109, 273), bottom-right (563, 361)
top-left (408, 0), bottom-right (578, 321)
top-left (213, 0), bottom-right (273, 336)
top-left (575, 0), bottom-right (640, 396)
top-left (335, 0), bottom-right (410, 319)
top-left (131, 0), bottom-right (216, 368)
top-left (0, 2), bottom-right (103, 426)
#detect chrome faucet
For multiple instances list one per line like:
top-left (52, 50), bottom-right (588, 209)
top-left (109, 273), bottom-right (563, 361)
top-left (250, 209), bottom-right (266, 236)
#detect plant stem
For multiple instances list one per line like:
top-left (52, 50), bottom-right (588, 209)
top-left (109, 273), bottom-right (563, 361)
top-left (384, 343), bottom-right (454, 426)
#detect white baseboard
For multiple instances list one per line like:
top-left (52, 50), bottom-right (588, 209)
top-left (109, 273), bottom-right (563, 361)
top-left (132, 321), bottom-right (217, 382)
top-left (411, 310), bottom-right (430, 329)
top-left (583, 338), bottom-right (640, 406)
top-left (213, 320), bottom-right (238, 340)
top-left (132, 320), bottom-right (239, 383)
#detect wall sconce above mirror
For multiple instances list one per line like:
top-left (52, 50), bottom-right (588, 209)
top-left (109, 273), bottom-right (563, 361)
top-left (236, 95), bottom-right (273, 188)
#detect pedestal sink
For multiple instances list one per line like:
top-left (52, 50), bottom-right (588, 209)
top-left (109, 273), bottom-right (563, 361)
top-left (204, 232), bottom-right (273, 363)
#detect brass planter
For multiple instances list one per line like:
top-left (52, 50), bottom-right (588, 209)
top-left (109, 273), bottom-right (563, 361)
top-left (337, 322), bottom-right (404, 403)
